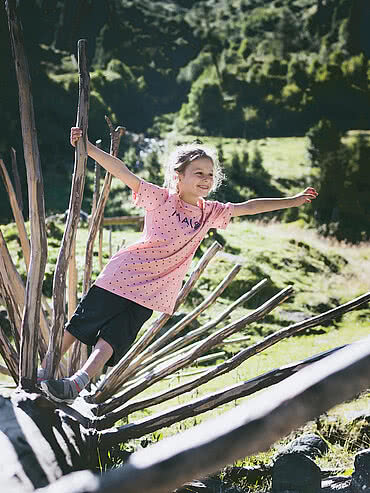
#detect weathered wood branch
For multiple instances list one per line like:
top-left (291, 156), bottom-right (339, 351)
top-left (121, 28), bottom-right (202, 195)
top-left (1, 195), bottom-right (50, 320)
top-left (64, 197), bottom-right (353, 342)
top-left (0, 229), bottom-right (48, 360)
top-left (98, 345), bottom-right (344, 435)
top-left (90, 139), bottom-right (102, 222)
top-left (0, 157), bottom-right (30, 269)
top-left (68, 120), bottom-right (125, 374)
top-left (82, 118), bottom-right (125, 296)
top-left (91, 241), bottom-right (223, 404)
top-left (44, 39), bottom-right (90, 379)
top-left (95, 286), bottom-right (293, 417)
top-left (6, 0), bottom-right (48, 385)
top-left (0, 158), bottom-right (51, 346)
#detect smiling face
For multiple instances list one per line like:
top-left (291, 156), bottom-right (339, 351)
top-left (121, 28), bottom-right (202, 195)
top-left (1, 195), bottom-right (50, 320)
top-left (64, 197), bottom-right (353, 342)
top-left (177, 157), bottom-right (214, 205)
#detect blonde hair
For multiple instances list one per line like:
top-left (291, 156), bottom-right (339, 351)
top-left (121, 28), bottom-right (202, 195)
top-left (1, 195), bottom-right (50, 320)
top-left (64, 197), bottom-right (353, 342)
top-left (163, 143), bottom-right (224, 194)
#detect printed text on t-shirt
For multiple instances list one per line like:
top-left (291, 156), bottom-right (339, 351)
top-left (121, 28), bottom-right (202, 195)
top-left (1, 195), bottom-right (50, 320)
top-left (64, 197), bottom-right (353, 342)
top-left (171, 210), bottom-right (201, 230)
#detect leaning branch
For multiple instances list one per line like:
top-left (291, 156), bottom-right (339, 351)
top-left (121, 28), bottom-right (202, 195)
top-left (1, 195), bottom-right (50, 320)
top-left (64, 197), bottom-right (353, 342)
top-left (44, 39), bottom-right (90, 379)
top-left (6, 0), bottom-right (48, 385)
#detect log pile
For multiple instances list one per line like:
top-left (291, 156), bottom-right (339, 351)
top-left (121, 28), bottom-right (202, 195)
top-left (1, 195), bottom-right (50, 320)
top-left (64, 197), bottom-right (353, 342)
top-left (1, 2), bottom-right (370, 492)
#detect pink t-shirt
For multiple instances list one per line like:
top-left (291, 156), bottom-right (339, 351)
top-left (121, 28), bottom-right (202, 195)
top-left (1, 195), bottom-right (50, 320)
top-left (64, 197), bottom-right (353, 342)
top-left (94, 180), bottom-right (234, 314)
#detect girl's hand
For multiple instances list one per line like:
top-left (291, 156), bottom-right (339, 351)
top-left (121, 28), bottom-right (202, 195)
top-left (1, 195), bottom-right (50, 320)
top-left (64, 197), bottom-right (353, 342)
top-left (70, 127), bottom-right (83, 147)
top-left (293, 187), bottom-right (318, 206)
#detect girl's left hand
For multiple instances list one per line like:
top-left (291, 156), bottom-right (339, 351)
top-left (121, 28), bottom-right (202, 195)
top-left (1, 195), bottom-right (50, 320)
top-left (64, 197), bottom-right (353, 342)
top-left (293, 187), bottom-right (318, 206)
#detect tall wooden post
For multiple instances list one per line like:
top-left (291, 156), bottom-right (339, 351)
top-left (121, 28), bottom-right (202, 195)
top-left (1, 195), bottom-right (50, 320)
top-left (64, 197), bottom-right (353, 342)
top-left (44, 39), bottom-right (90, 379)
top-left (6, 0), bottom-right (48, 387)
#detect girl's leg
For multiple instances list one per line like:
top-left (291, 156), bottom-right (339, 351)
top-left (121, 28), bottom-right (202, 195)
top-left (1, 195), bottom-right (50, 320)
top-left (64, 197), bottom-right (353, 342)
top-left (40, 338), bottom-right (113, 404)
top-left (81, 338), bottom-right (113, 379)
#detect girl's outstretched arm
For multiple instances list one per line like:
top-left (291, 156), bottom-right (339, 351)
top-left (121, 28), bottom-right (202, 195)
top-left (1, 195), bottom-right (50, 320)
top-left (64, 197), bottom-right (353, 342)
top-left (231, 187), bottom-right (318, 217)
top-left (70, 127), bottom-right (140, 193)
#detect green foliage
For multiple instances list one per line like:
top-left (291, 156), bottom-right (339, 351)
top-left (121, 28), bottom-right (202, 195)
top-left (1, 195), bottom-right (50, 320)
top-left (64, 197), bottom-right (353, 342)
top-left (307, 121), bottom-right (370, 242)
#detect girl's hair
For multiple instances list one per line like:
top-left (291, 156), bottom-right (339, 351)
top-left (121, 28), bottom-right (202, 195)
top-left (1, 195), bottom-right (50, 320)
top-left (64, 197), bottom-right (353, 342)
top-left (163, 143), bottom-right (224, 194)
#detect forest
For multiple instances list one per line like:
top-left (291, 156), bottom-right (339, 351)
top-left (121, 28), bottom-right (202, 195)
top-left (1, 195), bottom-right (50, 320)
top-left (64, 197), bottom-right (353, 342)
top-left (1, 0), bottom-right (369, 241)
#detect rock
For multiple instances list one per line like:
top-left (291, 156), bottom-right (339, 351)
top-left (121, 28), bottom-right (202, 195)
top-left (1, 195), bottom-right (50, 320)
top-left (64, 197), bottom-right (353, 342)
top-left (272, 451), bottom-right (321, 493)
top-left (351, 449), bottom-right (370, 492)
top-left (284, 433), bottom-right (329, 459)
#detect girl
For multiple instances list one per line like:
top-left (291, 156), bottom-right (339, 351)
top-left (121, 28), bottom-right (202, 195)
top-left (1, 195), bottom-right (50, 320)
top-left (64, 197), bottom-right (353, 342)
top-left (41, 128), bottom-right (318, 404)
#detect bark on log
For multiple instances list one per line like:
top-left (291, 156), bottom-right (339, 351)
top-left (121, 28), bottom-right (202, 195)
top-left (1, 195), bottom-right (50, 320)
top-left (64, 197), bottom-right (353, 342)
top-left (45, 39), bottom-right (90, 379)
top-left (6, 0), bottom-right (48, 386)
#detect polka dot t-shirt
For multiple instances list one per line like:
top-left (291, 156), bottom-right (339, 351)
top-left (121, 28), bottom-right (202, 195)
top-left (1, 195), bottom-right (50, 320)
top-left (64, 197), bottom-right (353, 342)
top-left (94, 180), bottom-right (234, 314)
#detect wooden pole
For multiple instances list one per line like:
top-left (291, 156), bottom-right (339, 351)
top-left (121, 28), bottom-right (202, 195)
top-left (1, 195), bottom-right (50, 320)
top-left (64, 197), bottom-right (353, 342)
top-left (82, 117), bottom-right (125, 296)
top-left (6, 0), bottom-right (48, 387)
top-left (44, 39), bottom-right (90, 379)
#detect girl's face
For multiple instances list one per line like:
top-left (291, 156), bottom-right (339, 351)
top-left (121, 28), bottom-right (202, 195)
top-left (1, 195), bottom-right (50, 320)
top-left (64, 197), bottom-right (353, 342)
top-left (177, 157), bottom-right (214, 205)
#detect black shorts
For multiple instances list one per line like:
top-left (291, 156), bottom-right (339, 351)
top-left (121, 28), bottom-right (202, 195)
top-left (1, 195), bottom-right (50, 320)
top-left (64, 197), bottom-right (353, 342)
top-left (65, 285), bottom-right (153, 366)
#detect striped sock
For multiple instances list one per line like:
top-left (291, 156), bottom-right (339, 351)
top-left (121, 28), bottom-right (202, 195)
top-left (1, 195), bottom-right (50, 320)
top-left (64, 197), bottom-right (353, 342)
top-left (68, 370), bottom-right (90, 395)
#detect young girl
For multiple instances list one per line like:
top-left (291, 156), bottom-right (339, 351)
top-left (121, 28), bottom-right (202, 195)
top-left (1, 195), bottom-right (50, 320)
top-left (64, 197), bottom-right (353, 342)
top-left (41, 127), bottom-right (318, 404)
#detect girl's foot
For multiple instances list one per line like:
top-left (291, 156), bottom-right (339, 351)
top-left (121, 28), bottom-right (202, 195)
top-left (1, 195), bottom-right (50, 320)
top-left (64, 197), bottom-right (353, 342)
top-left (40, 370), bottom-right (89, 404)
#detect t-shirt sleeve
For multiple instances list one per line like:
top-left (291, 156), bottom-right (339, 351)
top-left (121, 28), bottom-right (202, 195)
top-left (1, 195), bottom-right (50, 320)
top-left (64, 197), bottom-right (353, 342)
top-left (132, 180), bottom-right (169, 211)
top-left (209, 201), bottom-right (234, 230)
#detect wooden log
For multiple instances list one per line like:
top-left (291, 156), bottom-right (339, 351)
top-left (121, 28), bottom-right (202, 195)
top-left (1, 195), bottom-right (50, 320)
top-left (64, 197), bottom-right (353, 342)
top-left (96, 286), bottom-right (293, 417)
top-left (101, 215), bottom-right (144, 227)
top-left (91, 241), bottom-right (223, 404)
top-left (90, 139), bottom-right (102, 222)
top-left (67, 236), bottom-right (78, 322)
top-left (6, 0), bottom-right (48, 385)
top-left (44, 39), bottom-right (90, 379)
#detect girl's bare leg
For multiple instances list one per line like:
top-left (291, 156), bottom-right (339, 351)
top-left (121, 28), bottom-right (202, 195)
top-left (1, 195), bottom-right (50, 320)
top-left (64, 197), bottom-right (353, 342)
top-left (81, 338), bottom-right (113, 379)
